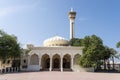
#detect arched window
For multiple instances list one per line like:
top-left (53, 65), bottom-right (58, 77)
top-left (52, 54), bottom-right (60, 69)
top-left (23, 60), bottom-right (26, 63)
top-left (74, 54), bottom-right (81, 65)
top-left (41, 54), bottom-right (50, 70)
top-left (63, 54), bottom-right (71, 68)
top-left (30, 54), bottom-right (39, 65)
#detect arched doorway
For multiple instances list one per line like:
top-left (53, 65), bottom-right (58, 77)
top-left (41, 54), bottom-right (50, 70)
top-left (30, 54), bottom-right (39, 65)
top-left (63, 54), bottom-right (71, 70)
top-left (74, 54), bottom-right (81, 65)
top-left (52, 54), bottom-right (60, 71)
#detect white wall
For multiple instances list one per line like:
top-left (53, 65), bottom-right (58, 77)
top-left (27, 65), bottom-right (40, 71)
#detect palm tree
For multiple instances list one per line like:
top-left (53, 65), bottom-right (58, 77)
top-left (109, 48), bottom-right (117, 70)
top-left (116, 41), bottom-right (120, 62)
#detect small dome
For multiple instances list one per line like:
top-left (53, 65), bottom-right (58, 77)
top-left (43, 36), bottom-right (69, 47)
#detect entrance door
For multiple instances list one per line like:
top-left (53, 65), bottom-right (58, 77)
top-left (41, 54), bottom-right (50, 71)
top-left (53, 58), bottom-right (59, 68)
top-left (45, 58), bottom-right (50, 68)
top-left (52, 54), bottom-right (60, 71)
top-left (63, 54), bottom-right (71, 71)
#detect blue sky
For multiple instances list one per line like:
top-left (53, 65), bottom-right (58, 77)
top-left (0, 0), bottom-right (120, 51)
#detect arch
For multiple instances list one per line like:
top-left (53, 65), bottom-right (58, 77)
top-left (63, 54), bottom-right (71, 69)
top-left (74, 54), bottom-right (81, 65)
top-left (30, 54), bottom-right (39, 65)
top-left (52, 54), bottom-right (60, 70)
top-left (41, 54), bottom-right (50, 70)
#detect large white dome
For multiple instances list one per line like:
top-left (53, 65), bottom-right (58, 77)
top-left (43, 36), bottom-right (69, 47)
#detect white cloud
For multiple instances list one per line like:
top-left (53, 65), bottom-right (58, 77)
top-left (0, 4), bottom-right (37, 17)
top-left (0, 7), bottom-right (14, 17)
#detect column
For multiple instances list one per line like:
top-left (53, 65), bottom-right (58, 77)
top-left (4, 68), bottom-right (6, 73)
top-left (16, 67), bottom-right (18, 72)
top-left (11, 67), bottom-right (13, 72)
top-left (3, 66), bottom-right (6, 73)
top-left (0, 69), bottom-right (1, 73)
top-left (71, 57), bottom-right (73, 71)
top-left (39, 56), bottom-right (41, 70)
top-left (49, 56), bottom-right (52, 71)
top-left (8, 68), bottom-right (9, 72)
top-left (20, 56), bottom-right (22, 70)
top-left (27, 55), bottom-right (30, 66)
top-left (61, 56), bottom-right (63, 72)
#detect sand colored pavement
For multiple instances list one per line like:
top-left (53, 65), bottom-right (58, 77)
top-left (0, 72), bottom-right (120, 80)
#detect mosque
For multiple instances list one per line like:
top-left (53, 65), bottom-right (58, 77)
top-left (20, 9), bottom-right (83, 72)
top-left (0, 9), bottom-right (83, 73)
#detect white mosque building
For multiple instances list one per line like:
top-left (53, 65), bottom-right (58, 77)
top-left (20, 9), bottom-right (83, 72)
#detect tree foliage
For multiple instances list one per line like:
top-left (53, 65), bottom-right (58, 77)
top-left (79, 35), bottom-right (105, 67)
top-left (116, 41), bottom-right (120, 48)
top-left (69, 35), bottom-right (115, 68)
top-left (69, 38), bottom-right (82, 46)
top-left (0, 30), bottom-right (22, 62)
top-left (116, 41), bottom-right (120, 60)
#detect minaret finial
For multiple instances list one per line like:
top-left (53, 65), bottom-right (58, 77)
top-left (68, 8), bottom-right (76, 39)
top-left (71, 7), bottom-right (73, 12)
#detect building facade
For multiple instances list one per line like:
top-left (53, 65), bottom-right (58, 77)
top-left (21, 43), bottom-right (82, 71)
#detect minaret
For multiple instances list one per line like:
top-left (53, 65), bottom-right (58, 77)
top-left (68, 8), bottom-right (76, 39)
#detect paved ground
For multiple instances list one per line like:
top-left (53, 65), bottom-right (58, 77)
top-left (0, 71), bottom-right (120, 80)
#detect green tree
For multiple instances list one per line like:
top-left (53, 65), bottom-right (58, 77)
top-left (109, 48), bottom-right (117, 70)
top-left (116, 41), bottom-right (120, 48)
top-left (69, 38), bottom-right (82, 46)
top-left (0, 30), bottom-right (22, 66)
top-left (101, 46), bottom-right (110, 69)
top-left (79, 35), bottom-right (110, 68)
top-left (116, 41), bottom-right (120, 61)
top-left (0, 30), bottom-right (10, 61)
top-left (69, 35), bottom-right (116, 70)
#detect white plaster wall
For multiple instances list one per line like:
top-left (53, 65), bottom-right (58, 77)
top-left (0, 60), bottom-right (12, 69)
top-left (0, 61), bottom-right (1, 69)
top-left (23, 46), bottom-right (83, 71)
top-left (27, 65), bottom-right (40, 71)
top-left (29, 47), bottom-right (82, 57)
